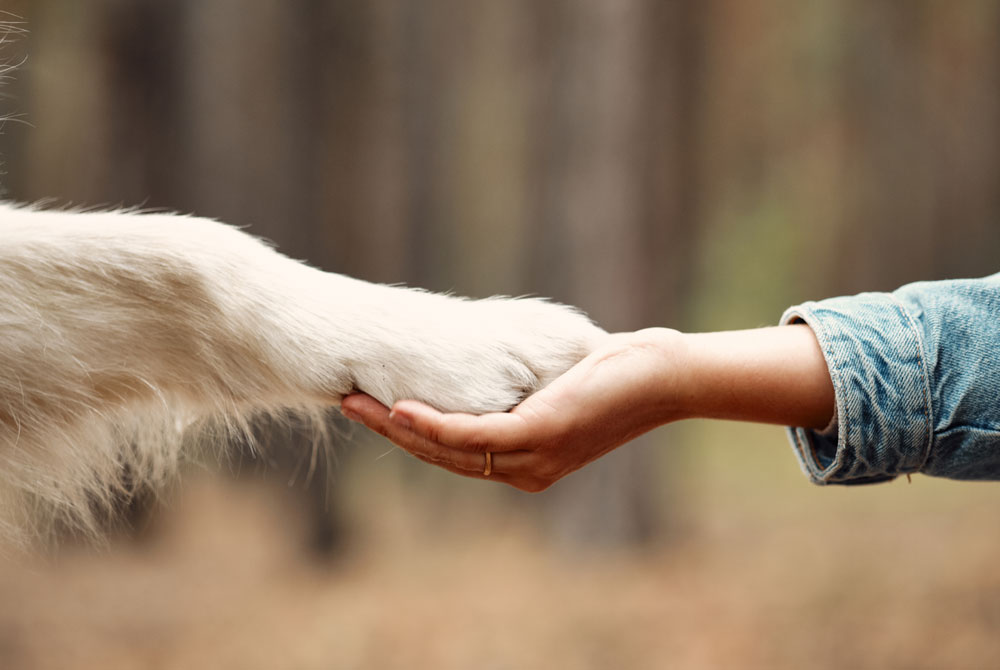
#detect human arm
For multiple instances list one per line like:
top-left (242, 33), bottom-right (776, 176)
top-left (340, 324), bottom-right (836, 491)
top-left (343, 272), bottom-right (1000, 489)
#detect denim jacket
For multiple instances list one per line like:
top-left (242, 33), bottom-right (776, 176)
top-left (782, 273), bottom-right (1000, 485)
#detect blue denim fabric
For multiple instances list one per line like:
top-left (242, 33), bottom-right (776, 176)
top-left (782, 273), bottom-right (1000, 485)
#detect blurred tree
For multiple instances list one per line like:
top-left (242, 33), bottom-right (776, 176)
top-left (524, 0), bottom-right (704, 546)
top-left (835, 0), bottom-right (1000, 292)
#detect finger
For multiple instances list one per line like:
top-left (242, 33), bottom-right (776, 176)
top-left (408, 452), bottom-right (544, 492)
top-left (341, 395), bottom-right (545, 490)
top-left (408, 441), bottom-right (538, 475)
top-left (342, 394), bottom-right (541, 472)
top-left (378, 412), bottom-right (538, 473)
top-left (341, 392), bottom-right (389, 423)
top-left (344, 395), bottom-right (450, 457)
top-left (343, 394), bottom-right (539, 453)
top-left (408, 451), bottom-right (513, 482)
top-left (341, 394), bottom-right (509, 467)
top-left (389, 400), bottom-right (540, 453)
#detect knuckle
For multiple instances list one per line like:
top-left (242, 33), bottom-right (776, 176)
top-left (420, 422), bottom-right (444, 444)
top-left (461, 433), bottom-right (491, 454)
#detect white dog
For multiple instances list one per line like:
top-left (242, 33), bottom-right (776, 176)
top-left (0, 202), bottom-right (604, 543)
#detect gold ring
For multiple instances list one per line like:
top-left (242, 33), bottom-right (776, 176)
top-left (483, 451), bottom-right (492, 477)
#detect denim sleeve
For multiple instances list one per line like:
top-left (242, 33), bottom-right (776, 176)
top-left (781, 273), bottom-right (1000, 485)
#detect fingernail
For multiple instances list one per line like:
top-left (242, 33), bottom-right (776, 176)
top-left (389, 410), bottom-right (412, 430)
top-left (341, 408), bottom-right (361, 422)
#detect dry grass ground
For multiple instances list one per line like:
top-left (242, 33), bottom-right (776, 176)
top-left (1, 422), bottom-right (998, 670)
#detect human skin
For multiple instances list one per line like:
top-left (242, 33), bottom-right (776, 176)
top-left (340, 325), bottom-right (836, 492)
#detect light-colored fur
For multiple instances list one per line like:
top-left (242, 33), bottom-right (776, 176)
top-left (0, 202), bottom-right (604, 543)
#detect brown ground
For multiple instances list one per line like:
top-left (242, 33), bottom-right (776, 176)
top-left (1, 423), bottom-right (998, 670)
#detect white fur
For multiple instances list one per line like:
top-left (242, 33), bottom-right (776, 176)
top-left (0, 202), bottom-right (605, 542)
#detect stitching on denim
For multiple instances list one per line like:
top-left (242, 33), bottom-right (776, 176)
top-left (808, 311), bottom-right (846, 480)
top-left (782, 305), bottom-right (845, 482)
top-left (888, 293), bottom-right (934, 473)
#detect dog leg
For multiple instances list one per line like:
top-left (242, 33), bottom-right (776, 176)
top-left (0, 203), bottom-right (604, 539)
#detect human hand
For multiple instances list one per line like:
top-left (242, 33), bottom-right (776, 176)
top-left (340, 328), bottom-right (684, 492)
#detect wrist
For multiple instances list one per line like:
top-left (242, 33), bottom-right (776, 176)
top-left (619, 327), bottom-right (692, 425)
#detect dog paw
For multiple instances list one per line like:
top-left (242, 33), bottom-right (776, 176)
top-left (348, 292), bottom-right (606, 414)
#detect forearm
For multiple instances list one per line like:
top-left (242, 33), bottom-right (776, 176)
top-left (629, 326), bottom-right (834, 430)
top-left (675, 326), bottom-right (835, 429)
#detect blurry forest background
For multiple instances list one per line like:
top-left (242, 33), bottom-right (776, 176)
top-left (1, 1), bottom-right (1000, 668)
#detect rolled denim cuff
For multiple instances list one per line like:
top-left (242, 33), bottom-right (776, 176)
top-left (781, 293), bottom-right (933, 485)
